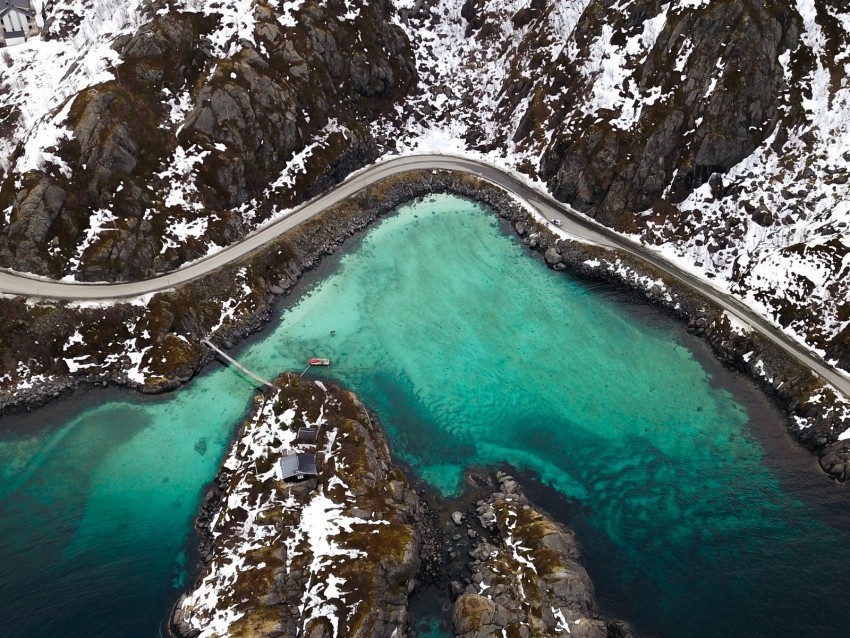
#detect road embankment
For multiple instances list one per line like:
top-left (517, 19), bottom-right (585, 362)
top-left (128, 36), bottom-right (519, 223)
top-left (1, 167), bottom-right (848, 479)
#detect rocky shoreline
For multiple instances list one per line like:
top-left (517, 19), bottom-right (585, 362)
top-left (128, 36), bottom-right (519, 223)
top-left (1, 169), bottom-right (848, 478)
top-left (444, 472), bottom-right (634, 638)
top-left (171, 374), bottom-right (629, 637)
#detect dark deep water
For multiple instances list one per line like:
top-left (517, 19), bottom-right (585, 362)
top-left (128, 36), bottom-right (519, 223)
top-left (1, 194), bottom-right (849, 637)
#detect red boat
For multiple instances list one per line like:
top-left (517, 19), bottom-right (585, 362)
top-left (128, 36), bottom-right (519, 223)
top-left (309, 358), bottom-right (331, 366)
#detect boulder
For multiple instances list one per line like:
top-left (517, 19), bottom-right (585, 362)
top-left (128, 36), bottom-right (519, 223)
top-left (544, 246), bottom-right (563, 266)
top-left (453, 594), bottom-right (496, 635)
top-left (818, 442), bottom-right (850, 482)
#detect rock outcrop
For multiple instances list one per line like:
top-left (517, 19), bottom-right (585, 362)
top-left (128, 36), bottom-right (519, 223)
top-left (534, 0), bottom-right (799, 229)
top-left (818, 441), bottom-right (850, 482)
top-left (450, 473), bottom-right (631, 638)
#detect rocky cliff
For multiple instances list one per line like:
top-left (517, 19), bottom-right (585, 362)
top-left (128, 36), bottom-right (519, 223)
top-left (537, 1), bottom-right (797, 227)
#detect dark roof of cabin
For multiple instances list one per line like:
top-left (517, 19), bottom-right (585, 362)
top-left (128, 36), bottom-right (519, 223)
top-left (279, 453), bottom-right (318, 480)
top-left (0, 0), bottom-right (35, 26)
top-left (296, 427), bottom-right (319, 443)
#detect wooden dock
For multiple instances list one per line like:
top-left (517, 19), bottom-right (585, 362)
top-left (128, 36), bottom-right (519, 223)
top-left (201, 338), bottom-right (276, 389)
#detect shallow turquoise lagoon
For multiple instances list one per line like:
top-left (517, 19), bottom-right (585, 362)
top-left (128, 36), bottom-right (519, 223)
top-left (1, 194), bottom-right (849, 637)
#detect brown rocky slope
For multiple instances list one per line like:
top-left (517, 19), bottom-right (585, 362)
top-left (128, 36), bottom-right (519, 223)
top-left (451, 472), bottom-right (633, 638)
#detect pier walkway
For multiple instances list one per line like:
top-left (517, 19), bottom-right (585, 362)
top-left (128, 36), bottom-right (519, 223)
top-left (201, 338), bottom-right (276, 389)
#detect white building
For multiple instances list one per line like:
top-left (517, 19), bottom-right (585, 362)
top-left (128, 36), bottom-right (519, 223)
top-left (0, 0), bottom-right (38, 48)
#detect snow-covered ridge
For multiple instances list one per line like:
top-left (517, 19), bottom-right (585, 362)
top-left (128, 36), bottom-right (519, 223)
top-left (2, 0), bottom-right (419, 284)
top-left (648, 0), bottom-right (850, 357)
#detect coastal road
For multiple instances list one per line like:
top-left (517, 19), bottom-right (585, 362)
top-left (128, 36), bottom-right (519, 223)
top-left (1, 154), bottom-right (848, 399)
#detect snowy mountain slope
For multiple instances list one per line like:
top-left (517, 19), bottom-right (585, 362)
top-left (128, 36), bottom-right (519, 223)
top-left (0, 0), bottom-right (415, 281)
top-left (651, 0), bottom-right (850, 369)
top-left (375, 0), bottom-right (591, 166)
top-left (0, 0), bottom-right (147, 177)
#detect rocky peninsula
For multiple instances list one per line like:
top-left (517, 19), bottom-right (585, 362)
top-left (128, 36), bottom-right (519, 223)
top-left (171, 374), bottom-right (628, 638)
top-left (171, 372), bottom-right (423, 638)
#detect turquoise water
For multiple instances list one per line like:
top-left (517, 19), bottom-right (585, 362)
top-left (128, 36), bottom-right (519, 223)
top-left (1, 194), bottom-right (849, 637)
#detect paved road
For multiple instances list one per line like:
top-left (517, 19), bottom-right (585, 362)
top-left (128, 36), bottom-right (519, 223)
top-left (1, 154), bottom-right (848, 398)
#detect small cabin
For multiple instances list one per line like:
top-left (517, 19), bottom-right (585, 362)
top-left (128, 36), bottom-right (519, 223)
top-left (296, 427), bottom-right (319, 445)
top-left (0, 0), bottom-right (38, 48)
top-left (279, 453), bottom-right (318, 482)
